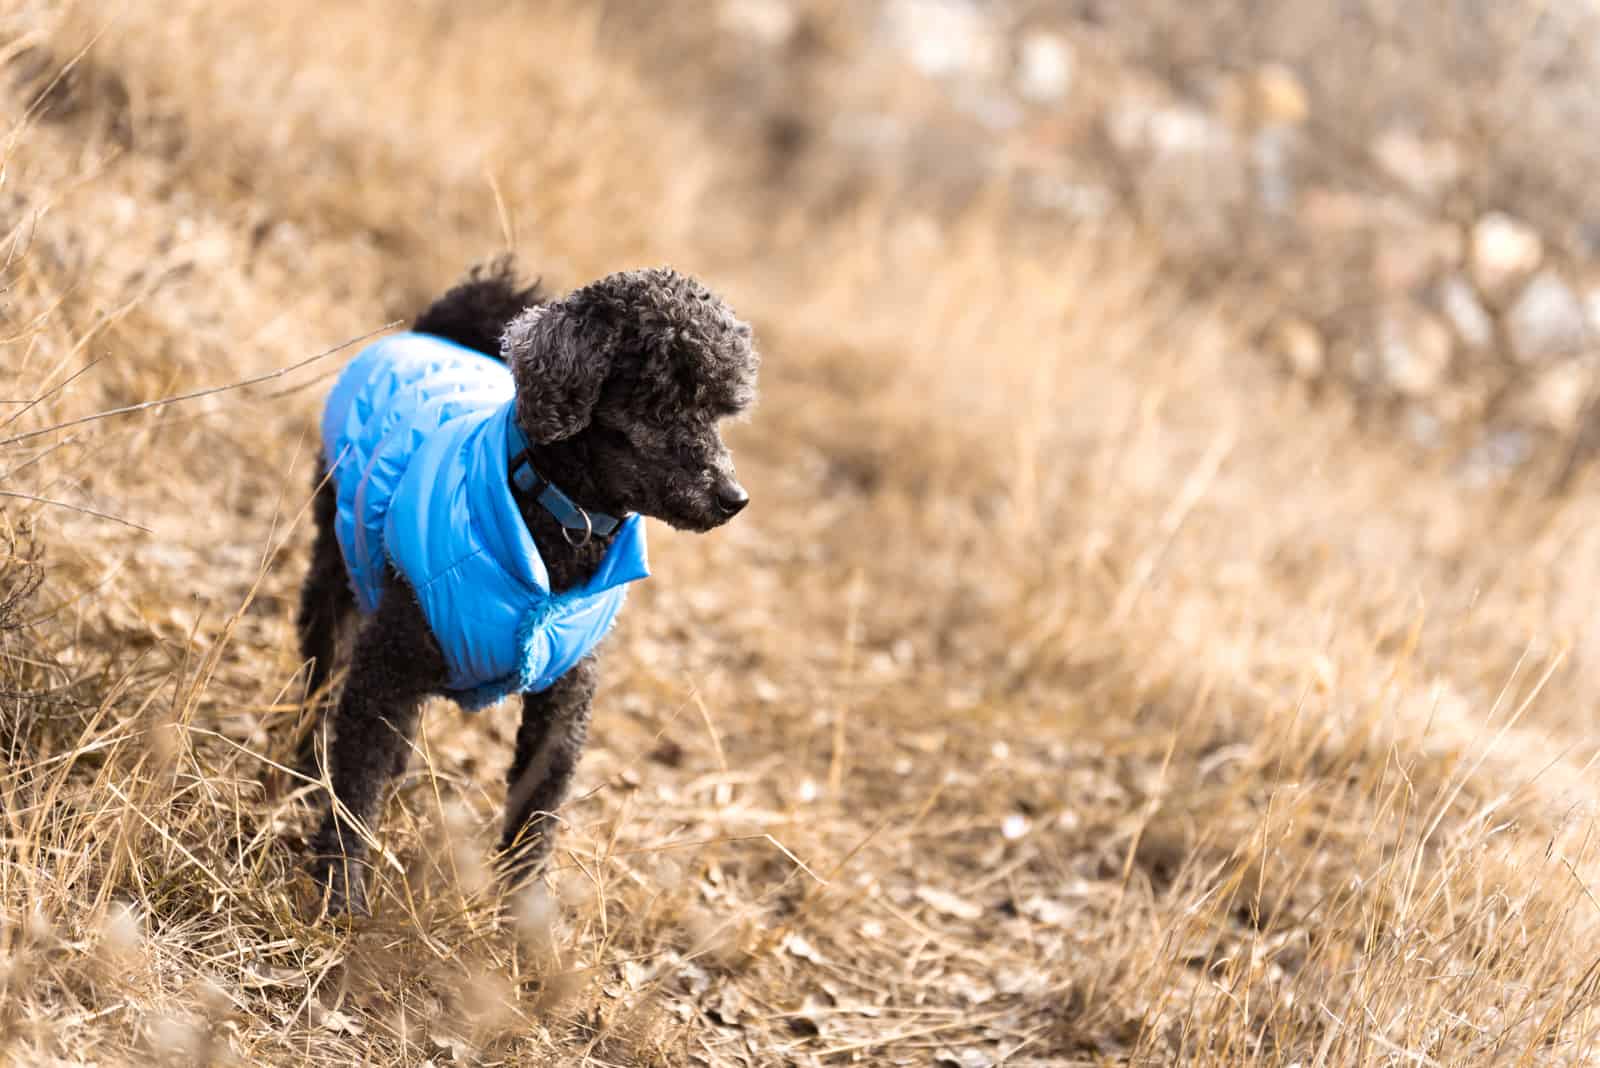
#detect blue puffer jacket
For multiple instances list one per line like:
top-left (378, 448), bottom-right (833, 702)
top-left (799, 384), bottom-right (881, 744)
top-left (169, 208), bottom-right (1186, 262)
top-left (320, 333), bottom-right (649, 709)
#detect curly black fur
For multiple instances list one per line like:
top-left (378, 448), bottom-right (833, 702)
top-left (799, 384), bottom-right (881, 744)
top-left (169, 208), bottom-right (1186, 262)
top-left (410, 254), bottom-right (545, 359)
top-left (298, 255), bottom-right (759, 916)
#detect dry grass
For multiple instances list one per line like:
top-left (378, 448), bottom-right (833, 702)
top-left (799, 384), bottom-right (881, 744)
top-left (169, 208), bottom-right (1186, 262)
top-left (4, 2), bottom-right (1600, 1065)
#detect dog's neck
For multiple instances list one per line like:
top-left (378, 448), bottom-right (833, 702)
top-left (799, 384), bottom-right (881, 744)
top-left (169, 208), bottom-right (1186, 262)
top-left (516, 434), bottom-right (614, 593)
top-left (524, 435), bottom-right (614, 515)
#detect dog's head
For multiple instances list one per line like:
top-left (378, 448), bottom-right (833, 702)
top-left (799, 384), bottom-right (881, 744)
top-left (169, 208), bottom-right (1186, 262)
top-left (502, 267), bottom-right (759, 532)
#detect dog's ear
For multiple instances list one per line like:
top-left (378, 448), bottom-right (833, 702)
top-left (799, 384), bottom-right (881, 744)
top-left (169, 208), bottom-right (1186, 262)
top-left (503, 304), bottom-right (611, 444)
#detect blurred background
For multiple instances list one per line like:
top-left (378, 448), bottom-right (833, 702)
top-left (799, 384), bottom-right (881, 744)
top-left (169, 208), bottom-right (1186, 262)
top-left (5, 1), bottom-right (1600, 1064)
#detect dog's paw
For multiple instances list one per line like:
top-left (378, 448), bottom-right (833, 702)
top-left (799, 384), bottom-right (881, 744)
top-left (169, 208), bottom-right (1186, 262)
top-left (306, 856), bottom-right (371, 920)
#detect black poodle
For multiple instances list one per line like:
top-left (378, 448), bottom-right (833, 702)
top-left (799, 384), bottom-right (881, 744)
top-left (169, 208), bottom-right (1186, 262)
top-left (295, 256), bottom-right (759, 916)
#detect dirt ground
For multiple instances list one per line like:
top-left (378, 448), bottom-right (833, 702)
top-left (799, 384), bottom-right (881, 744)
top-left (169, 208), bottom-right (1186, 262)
top-left (5, 3), bottom-right (1600, 1065)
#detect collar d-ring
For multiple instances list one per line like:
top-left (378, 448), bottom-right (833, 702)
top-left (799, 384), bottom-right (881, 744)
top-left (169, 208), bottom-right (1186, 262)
top-left (561, 508), bottom-right (594, 548)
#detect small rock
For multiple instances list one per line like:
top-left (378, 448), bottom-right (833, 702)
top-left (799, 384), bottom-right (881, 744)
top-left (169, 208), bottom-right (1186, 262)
top-left (1220, 64), bottom-right (1309, 129)
top-left (1472, 212), bottom-right (1543, 295)
top-left (717, 0), bottom-right (795, 45)
top-left (1110, 102), bottom-right (1232, 159)
top-left (1267, 317), bottom-right (1325, 378)
top-left (1462, 428), bottom-right (1533, 484)
top-left (1254, 64), bottom-right (1310, 125)
top-left (1521, 362), bottom-right (1593, 431)
top-left (1509, 270), bottom-right (1588, 362)
top-left (1374, 127), bottom-right (1461, 196)
top-left (1377, 304), bottom-right (1453, 395)
top-left (1407, 408), bottom-right (1442, 448)
top-left (1438, 275), bottom-right (1493, 348)
top-left (1251, 125), bottom-right (1298, 214)
top-left (1015, 31), bottom-right (1074, 104)
top-left (1376, 224), bottom-right (1460, 293)
top-left (887, 0), bottom-right (1001, 80)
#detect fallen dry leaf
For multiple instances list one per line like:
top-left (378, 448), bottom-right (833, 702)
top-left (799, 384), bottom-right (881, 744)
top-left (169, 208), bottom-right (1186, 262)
top-left (916, 886), bottom-right (984, 921)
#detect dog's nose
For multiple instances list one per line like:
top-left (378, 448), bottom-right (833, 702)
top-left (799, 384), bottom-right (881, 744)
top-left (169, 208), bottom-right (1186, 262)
top-left (715, 482), bottom-right (750, 517)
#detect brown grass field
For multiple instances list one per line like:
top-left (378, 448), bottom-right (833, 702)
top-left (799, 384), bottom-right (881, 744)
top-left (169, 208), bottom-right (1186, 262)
top-left (5, 2), bottom-right (1600, 1065)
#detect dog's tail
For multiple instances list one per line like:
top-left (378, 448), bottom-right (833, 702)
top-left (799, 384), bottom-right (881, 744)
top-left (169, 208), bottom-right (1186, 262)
top-left (412, 254), bottom-right (545, 360)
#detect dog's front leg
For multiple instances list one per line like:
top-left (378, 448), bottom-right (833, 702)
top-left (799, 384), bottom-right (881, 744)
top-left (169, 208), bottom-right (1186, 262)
top-left (307, 580), bottom-right (443, 916)
top-left (499, 656), bottom-right (598, 889)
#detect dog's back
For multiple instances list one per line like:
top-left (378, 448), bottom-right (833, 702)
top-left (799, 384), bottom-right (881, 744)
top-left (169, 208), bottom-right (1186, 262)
top-left (411, 255), bottom-right (545, 358)
top-left (320, 334), bottom-right (513, 614)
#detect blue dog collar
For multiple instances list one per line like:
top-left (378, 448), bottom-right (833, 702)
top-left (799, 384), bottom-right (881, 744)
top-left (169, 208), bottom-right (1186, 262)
top-left (505, 411), bottom-right (625, 540)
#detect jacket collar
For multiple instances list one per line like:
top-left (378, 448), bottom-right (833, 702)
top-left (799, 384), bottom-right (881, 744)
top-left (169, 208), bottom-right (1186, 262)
top-left (504, 409), bottom-right (626, 543)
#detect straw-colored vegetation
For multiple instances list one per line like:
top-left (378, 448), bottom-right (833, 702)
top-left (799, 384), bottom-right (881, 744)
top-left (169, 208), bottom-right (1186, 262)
top-left (4, 2), bottom-right (1600, 1065)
